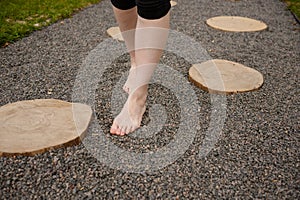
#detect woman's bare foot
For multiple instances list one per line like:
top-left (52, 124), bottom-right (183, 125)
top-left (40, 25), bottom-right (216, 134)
top-left (110, 85), bottom-right (147, 135)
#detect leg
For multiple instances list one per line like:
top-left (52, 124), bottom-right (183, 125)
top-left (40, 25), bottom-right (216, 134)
top-left (123, 12), bottom-right (170, 94)
top-left (112, 5), bottom-right (137, 68)
top-left (110, 0), bottom-right (171, 135)
top-left (123, 0), bottom-right (171, 94)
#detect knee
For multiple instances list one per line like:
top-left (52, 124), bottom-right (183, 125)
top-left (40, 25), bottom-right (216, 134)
top-left (136, 0), bottom-right (171, 20)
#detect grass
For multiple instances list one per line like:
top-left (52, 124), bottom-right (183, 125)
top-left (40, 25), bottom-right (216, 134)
top-left (0, 0), bottom-right (100, 47)
top-left (285, 0), bottom-right (300, 19)
top-left (0, 0), bottom-right (299, 47)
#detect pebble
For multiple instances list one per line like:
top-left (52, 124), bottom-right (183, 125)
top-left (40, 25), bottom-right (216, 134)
top-left (0, 0), bottom-right (299, 199)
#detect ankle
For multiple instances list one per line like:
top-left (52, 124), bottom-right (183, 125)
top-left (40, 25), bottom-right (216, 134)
top-left (130, 85), bottom-right (148, 103)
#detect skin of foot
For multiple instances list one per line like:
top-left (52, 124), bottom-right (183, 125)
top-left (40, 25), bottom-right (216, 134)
top-left (123, 62), bottom-right (136, 94)
top-left (110, 85), bottom-right (147, 135)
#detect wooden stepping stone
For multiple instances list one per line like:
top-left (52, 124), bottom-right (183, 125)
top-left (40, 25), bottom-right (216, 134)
top-left (189, 59), bottom-right (264, 94)
top-left (107, 26), bottom-right (124, 41)
top-left (206, 16), bottom-right (267, 32)
top-left (0, 99), bottom-right (92, 156)
top-left (170, 1), bottom-right (177, 7)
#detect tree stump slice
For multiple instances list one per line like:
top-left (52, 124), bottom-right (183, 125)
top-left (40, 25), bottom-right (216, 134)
top-left (170, 1), bottom-right (177, 7)
top-left (0, 99), bottom-right (92, 156)
top-left (189, 59), bottom-right (264, 94)
top-left (107, 26), bottom-right (124, 41)
top-left (206, 16), bottom-right (267, 32)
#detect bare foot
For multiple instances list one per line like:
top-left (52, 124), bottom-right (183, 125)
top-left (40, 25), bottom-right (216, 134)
top-left (110, 86), bottom-right (147, 135)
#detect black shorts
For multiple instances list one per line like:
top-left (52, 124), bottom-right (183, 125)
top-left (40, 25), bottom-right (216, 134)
top-left (111, 0), bottom-right (171, 20)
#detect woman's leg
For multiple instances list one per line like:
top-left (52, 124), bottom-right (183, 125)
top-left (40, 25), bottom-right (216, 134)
top-left (110, 0), bottom-right (171, 135)
top-left (110, 12), bottom-right (170, 135)
top-left (112, 6), bottom-right (137, 94)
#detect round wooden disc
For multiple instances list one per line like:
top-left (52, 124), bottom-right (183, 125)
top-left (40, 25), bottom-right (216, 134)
top-left (106, 26), bottom-right (124, 41)
top-left (189, 59), bottom-right (264, 94)
top-left (206, 16), bottom-right (267, 32)
top-left (0, 99), bottom-right (92, 156)
top-left (170, 1), bottom-right (177, 7)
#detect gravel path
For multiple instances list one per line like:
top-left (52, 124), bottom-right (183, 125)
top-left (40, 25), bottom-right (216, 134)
top-left (0, 0), bottom-right (299, 199)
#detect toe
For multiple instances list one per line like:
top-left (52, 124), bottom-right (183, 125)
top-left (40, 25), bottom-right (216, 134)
top-left (120, 127), bottom-right (128, 136)
top-left (125, 127), bottom-right (131, 135)
top-left (116, 128), bottom-right (122, 135)
top-left (123, 85), bottom-right (129, 94)
top-left (127, 126), bottom-right (135, 134)
top-left (120, 131), bottom-right (126, 136)
top-left (110, 123), bottom-right (118, 134)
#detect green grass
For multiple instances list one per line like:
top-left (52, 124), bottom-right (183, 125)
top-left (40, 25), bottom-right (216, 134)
top-left (0, 0), bottom-right (100, 46)
top-left (1, 0), bottom-right (298, 47)
top-left (285, 0), bottom-right (300, 19)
